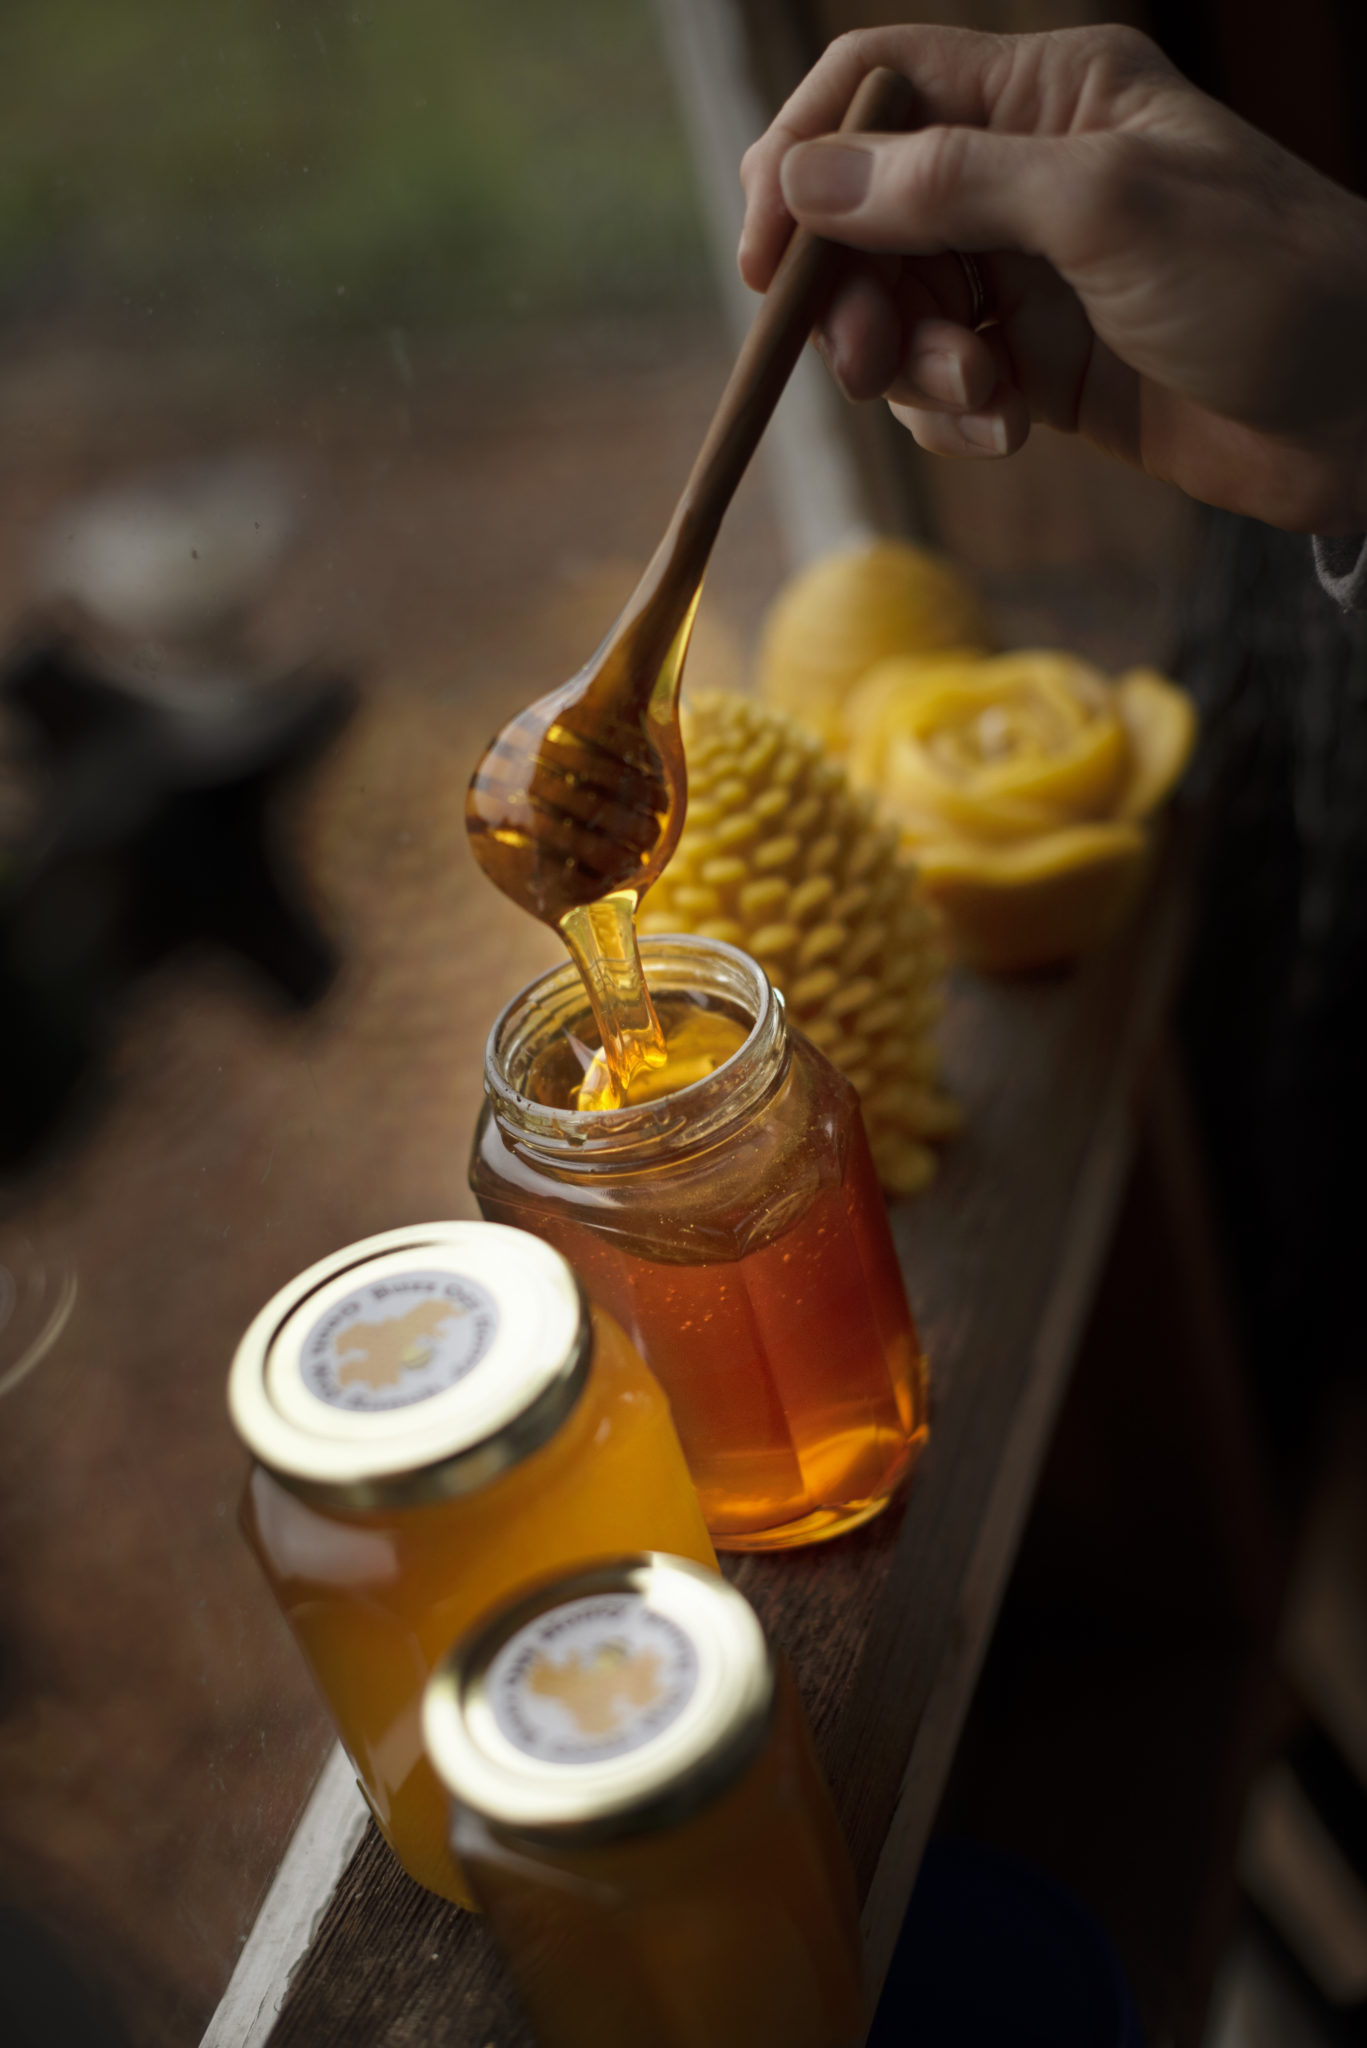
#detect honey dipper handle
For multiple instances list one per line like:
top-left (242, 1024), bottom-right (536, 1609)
top-left (612, 64), bottom-right (916, 680)
top-left (678, 66), bottom-right (915, 551)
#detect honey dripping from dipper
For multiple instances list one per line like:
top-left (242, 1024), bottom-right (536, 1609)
top-left (465, 585), bottom-right (727, 1112)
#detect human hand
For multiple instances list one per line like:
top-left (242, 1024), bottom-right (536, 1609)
top-left (739, 24), bottom-right (1367, 533)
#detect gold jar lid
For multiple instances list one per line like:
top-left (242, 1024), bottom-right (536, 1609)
top-left (422, 1555), bottom-right (774, 1843)
top-left (227, 1222), bottom-right (591, 1509)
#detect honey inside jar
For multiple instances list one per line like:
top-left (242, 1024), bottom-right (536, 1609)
top-left (454, 1669), bottom-right (863, 2048)
top-left (530, 990), bottom-right (750, 1113)
top-left (472, 940), bottom-right (928, 1549)
top-left (425, 1558), bottom-right (864, 2048)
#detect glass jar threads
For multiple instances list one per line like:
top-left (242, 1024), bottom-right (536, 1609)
top-left (423, 1554), bottom-right (864, 2048)
top-left (228, 1222), bottom-right (715, 1908)
top-left (470, 936), bottom-right (928, 1550)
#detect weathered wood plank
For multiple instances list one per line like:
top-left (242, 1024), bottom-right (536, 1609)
top-left (251, 830), bottom-right (1192, 2048)
top-left (200, 1747), bottom-right (367, 2048)
top-left (839, 843), bottom-right (1189, 1954)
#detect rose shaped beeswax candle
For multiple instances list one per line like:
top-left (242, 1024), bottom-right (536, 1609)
top-left (846, 651), bottom-right (1197, 973)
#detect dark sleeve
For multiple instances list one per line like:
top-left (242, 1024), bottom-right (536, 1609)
top-left (1313, 534), bottom-right (1367, 608)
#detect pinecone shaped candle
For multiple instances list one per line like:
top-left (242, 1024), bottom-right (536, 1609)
top-left (638, 691), bottom-right (958, 1196)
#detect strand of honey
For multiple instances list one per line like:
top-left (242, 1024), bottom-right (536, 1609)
top-left (563, 592), bottom-right (704, 1112)
top-left (559, 892), bottom-right (669, 1113)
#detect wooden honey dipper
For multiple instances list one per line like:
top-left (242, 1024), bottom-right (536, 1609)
top-left (467, 66), bottom-right (915, 1100)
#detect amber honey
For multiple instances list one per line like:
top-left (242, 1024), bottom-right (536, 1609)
top-left (472, 938), bottom-right (927, 1549)
top-left (464, 599), bottom-right (693, 925)
top-left (531, 990), bottom-right (749, 1113)
top-left (423, 1556), bottom-right (864, 2048)
top-left (228, 1224), bottom-right (715, 1907)
top-left (466, 590), bottom-right (701, 1103)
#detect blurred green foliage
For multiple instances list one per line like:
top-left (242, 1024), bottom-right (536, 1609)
top-left (0, 0), bottom-right (708, 335)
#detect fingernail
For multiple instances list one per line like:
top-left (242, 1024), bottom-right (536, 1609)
top-left (910, 349), bottom-right (969, 408)
top-left (781, 141), bottom-right (872, 216)
top-left (813, 330), bottom-right (854, 401)
top-left (958, 413), bottom-right (1009, 455)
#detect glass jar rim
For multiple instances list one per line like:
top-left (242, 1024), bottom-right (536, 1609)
top-left (483, 935), bottom-right (787, 1170)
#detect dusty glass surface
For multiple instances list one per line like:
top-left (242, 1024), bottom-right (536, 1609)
top-left (0, 4), bottom-right (785, 2040)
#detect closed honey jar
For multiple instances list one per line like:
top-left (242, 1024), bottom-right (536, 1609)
top-left (422, 1554), bottom-right (864, 2048)
top-left (470, 936), bottom-right (928, 1549)
top-left (228, 1222), bottom-right (715, 1908)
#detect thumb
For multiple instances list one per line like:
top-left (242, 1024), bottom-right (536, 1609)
top-left (779, 126), bottom-right (1100, 270)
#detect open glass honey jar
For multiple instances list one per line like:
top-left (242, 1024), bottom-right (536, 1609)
top-left (470, 937), bottom-right (928, 1550)
top-left (423, 1554), bottom-right (864, 2048)
top-left (228, 1222), bottom-right (715, 1908)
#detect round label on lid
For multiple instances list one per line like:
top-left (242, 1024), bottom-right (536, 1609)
top-left (228, 1223), bottom-right (589, 1506)
top-left (423, 1558), bottom-right (777, 1840)
top-left (298, 1270), bottom-right (500, 1414)
top-left (486, 1592), bottom-right (700, 1765)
